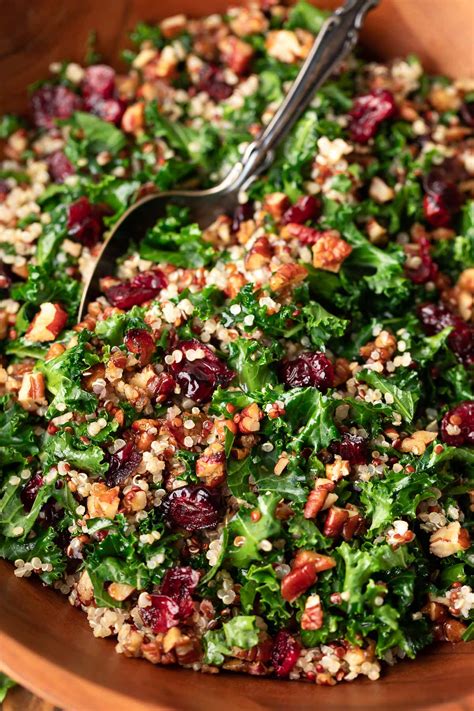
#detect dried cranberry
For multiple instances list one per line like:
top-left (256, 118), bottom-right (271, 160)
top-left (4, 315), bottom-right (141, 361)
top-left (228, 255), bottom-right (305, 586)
top-left (197, 65), bottom-right (233, 101)
top-left (162, 485), bottom-right (220, 531)
top-left (124, 328), bottom-right (156, 366)
top-left (82, 65), bottom-right (116, 105)
top-left (422, 168), bottom-right (462, 227)
top-left (30, 84), bottom-right (82, 129)
top-left (330, 433), bottom-right (368, 465)
top-left (349, 89), bottom-right (397, 143)
top-left (281, 195), bottom-right (320, 225)
top-left (405, 236), bottom-right (438, 284)
top-left (151, 372), bottom-right (176, 403)
top-left (418, 302), bottom-right (474, 365)
top-left (440, 401), bottom-right (474, 447)
top-left (21, 473), bottom-right (44, 510)
top-left (280, 352), bottom-right (334, 393)
top-left (106, 440), bottom-right (141, 487)
top-left (46, 151), bottom-right (75, 183)
top-left (460, 101), bottom-right (474, 128)
top-left (168, 339), bottom-right (235, 403)
top-left (160, 566), bottom-right (201, 618)
top-left (232, 201), bottom-right (254, 232)
top-left (93, 98), bottom-right (126, 126)
top-left (271, 631), bottom-right (301, 678)
top-left (67, 196), bottom-right (106, 248)
top-left (105, 268), bottom-right (167, 309)
top-left (140, 594), bottom-right (180, 633)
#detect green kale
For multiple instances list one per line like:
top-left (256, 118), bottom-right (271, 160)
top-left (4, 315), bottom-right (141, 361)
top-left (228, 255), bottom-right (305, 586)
top-left (0, 673), bottom-right (16, 703)
top-left (140, 205), bottom-right (216, 268)
top-left (240, 564), bottom-right (291, 626)
top-left (225, 493), bottom-right (282, 567)
top-left (12, 264), bottom-right (80, 318)
top-left (68, 111), bottom-right (127, 155)
top-left (203, 615), bottom-right (259, 665)
top-left (286, 0), bottom-right (328, 33)
top-left (43, 430), bottom-right (108, 476)
top-left (227, 338), bottom-right (282, 392)
top-left (0, 527), bottom-right (66, 584)
top-left (356, 368), bottom-right (419, 423)
top-left (94, 306), bottom-right (148, 346)
top-left (279, 387), bottom-right (339, 450)
top-left (0, 397), bottom-right (39, 466)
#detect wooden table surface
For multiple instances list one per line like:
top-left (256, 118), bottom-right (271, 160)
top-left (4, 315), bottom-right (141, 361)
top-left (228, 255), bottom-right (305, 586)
top-left (3, 685), bottom-right (60, 711)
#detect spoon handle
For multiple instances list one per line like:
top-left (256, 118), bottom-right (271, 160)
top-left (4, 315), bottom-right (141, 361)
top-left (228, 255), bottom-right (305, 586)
top-left (231, 0), bottom-right (379, 189)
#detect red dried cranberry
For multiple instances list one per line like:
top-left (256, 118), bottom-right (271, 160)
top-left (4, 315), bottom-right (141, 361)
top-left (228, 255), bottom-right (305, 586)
top-left (162, 485), bottom-right (220, 531)
top-left (281, 195), bottom-right (321, 225)
top-left (405, 236), bottom-right (438, 284)
top-left (271, 631), bottom-right (301, 678)
top-left (151, 372), bottom-right (176, 403)
top-left (160, 566), bottom-right (201, 618)
top-left (280, 352), bottom-right (334, 393)
top-left (124, 328), bottom-right (156, 366)
top-left (349, 89), bottom-right (397, 143)
top-left (140, 594), bottom-right (180, 633)
top-left (232, 202), bottom-right (254, 232)
top-left (440, 401), bottom-right (474, 447)
top-left (461, 101), bottom-right (474, 127)
top-left (197, 65), bottom-right (233, 101)
top-left (105, 268), bottom-right (168, 309)
top-left (422, 168), bottom-right (462, 227)
top-left (93, 98), bottom-right (126, 126)
top-left (418, 302), bottom-right (474, 365)
top-left (82, 65), bottom-right (116, 105)
top-left (106, 440), bottom-right (142, 487)
top-left (168, 339), bottom-right (235, 403)
top-left (30, 84), bottom-right (82, 129)
top-left (21, 473), bottom-right (44, 510)
top-left (330, 433), bottom-right (368, 465)
top-left (67, 196), bottom-right (105, 248)
top-left (46, 151), bottom-right (75, 183)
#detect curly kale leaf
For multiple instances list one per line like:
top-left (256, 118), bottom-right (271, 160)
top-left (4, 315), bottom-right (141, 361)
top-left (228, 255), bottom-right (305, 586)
top-left (12, 264), bottom-right (80, 318)
top-left (280, 387), bottom-right (339, 450)
top-left (140, 205), bottom-right (216, 268)
top-left (0, 396), bottom-right (39, 466)
top-left (0, 527), bottom-right (66, 584)
top-left (95, 306), bottom-right (148, 346)
top-left (43, 430), bottom-right (108, 476)
top-left (227, 338), bottom-right (282, 392)
top-left (240, 564), bottom-right (291, 626)
top-left (225, 493), bottom-right (282, 567)
top-left (203, 616), bottom-right (259, 665)
top-left (356, 368), bottom-right (420, 423)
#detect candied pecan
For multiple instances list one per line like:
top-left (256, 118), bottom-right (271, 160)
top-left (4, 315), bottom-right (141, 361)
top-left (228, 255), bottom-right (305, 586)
top-left (301, 594), bottom-right (323, 631)
top-left (323, 507), bottom-right (350, 538)
top-left (269, 263), bottom-right (308, 292)
top-left (303, 479), bottom-right (335, 519)
top-left (281, 563), bottom-right (317, 602)
top-left (245, 236), bottom-right (272, 271)
top-left (293, 550), bottom-right (336, 573)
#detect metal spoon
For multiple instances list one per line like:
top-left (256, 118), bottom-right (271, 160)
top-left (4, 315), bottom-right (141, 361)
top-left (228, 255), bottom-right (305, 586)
top-left (79, 0), bottom-right (379, 320)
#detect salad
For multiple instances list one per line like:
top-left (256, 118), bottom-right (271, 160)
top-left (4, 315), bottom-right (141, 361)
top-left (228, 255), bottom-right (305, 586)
top-left (0, 0), bottom-right (473, 686)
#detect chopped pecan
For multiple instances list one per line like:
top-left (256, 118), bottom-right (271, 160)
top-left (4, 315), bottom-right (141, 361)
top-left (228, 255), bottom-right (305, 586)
top-left (87, 482), bottom-right (120, 519)
top-left (26, 302), bottom-right (68, 342)
top-left (269, 263), bottom-right (308, 292)
top-left (325, 459), bottom-right (350, 482)
top-left (18, 372), bottom-right (46, 412)
top-left (281, 562), bottom-right (317, 602)
top-left (263, 192), bottom-right (290, 220)
top-left (196, 441), bottom-right (226, 487)
top-left (303, 478), bottom-right (335, 519)
top-left (323, 507), bottom-right (350, 538)
top-left (218, 35), bottom-right (253, 75)
top-left (301, 594), bottom-right (323, 630)
top-left (234, 402), bottom-right (263, 434)
top-left (245, 236), bottom-right (272, 271)
top-left (429, 522), bottom-right (471, 558)
top-left (401, 430), bottom-right (437, 455)
top-left (108, 582), bottom-right (135, 601)
top-left (312, 232), bottom-right (352, 273)
top-left (293, 550), bottom-right (336, 573)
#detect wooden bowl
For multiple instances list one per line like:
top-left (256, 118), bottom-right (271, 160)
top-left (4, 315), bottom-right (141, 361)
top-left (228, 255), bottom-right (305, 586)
top-left (0, 2), bottom-right (473, 709)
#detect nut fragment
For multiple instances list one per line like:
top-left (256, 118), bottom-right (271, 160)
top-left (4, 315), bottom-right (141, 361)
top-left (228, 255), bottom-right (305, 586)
top-left (369, 177), bottom-right (395, 203)
top-left (401, 430), bottom-right (437, 455)
top-left (325, 459), bottom-right (350, 482)
top-left (303, 479), bottom-right (335, 519)
top-left (87, 482), bottom-right (120, 519)
top-left (312, 232), bottom-right (352, 273)
top-left (196, 442), bottom-right (226, 488)
top-left (26, 302), bottom-right (68, 342)
top-left (18, 372), bottom-right (46, 412)
top-left (269, 263), bottom-right (308, 292)
top-left (301, 594), bottom-right (323, 630)
top-left (235, 402), bottom-right (263, 434)
top-left (245, 236), bottom-right (272, 271)
top-left (108, 582), bottom-right (135, 601)
top-left (429, 522), bottom-right (471, 558)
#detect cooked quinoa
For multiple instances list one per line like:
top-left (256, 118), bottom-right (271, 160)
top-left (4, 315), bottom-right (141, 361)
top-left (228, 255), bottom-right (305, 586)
top-left (0, 0), bottom-right (473, 685)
